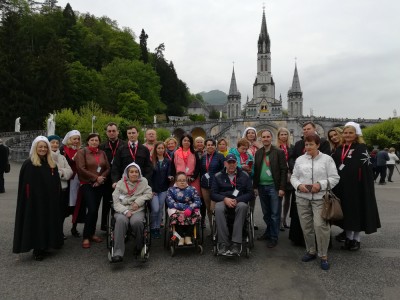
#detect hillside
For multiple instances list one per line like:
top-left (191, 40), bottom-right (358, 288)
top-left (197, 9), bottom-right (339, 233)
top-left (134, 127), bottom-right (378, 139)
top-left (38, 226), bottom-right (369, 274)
top-left (199, 90), bottom-right (227, 105)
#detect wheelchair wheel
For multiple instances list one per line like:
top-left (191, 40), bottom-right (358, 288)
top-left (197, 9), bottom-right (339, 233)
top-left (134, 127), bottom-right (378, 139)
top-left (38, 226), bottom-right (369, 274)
top-left (197, 244), bottom-right (203, 255)
top-left (245, 247), bottom-right (250, 258)
top-left (140, 244), bottom-right (149, 262)
top-left (106, 209), bottom-right (113, 250)
top-left (164, 214), bottom-right (170, 248)
top-left (107, 251), bottom-right (113, 262)
top-left (170, 245), bottom-right (175, 257)
top-left (248, 208), bottom-right (255, 249)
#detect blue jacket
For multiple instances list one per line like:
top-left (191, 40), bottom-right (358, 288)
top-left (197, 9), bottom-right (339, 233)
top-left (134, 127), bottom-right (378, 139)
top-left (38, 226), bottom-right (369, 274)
top-left (376, 150), bottom-right (389, 167)
top-left (200, 151), bottom-right (225, 189)
top-left (152, 158), bottom-right (171, 193)
top-left (211, 167), bottom-right (254, 203)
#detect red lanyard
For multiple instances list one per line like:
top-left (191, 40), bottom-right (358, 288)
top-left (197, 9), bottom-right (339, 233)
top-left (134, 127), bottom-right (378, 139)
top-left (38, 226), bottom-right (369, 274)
top-left (205, 152), bottom-right (214, 172)
top-left (93, 153), bottom-right (100, 166)
top-left (280, 145), bottom-right (288, 161)
top-left (128, 143), bottom-right (138, 161)
top-left (263, 154), bottom-right (270, 167)
top-left (229, 175), bottom-right (236, 187)
top-left (124, 178), bottom-right (140, 196)
top-left (166, 152), bottom-right (171, 161)
top-left (341, 143), bottom-right (352, 164)
top-left (109, 140), bottom-right (120, 159)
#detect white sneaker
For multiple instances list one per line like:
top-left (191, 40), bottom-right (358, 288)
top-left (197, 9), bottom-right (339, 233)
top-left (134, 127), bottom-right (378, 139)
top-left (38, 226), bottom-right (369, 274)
top-left (184, 236), bottom-right (193, 245)
top-left (178, 238), bottom-right (184, 246)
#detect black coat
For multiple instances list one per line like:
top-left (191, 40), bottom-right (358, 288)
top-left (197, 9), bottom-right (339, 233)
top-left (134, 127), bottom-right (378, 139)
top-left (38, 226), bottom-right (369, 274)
top-left (0, 144), bottom-right (9, 171)
top-left (332, 143), bottom-right (381, 234)
top-left (13, 159), bottom-right (63, 253)
top-left (111, 143), bottom-right (153, 186)
top-left (211, 167), bottom-right (254, 203)
top-left (200, 151), bottom-right (225, 189)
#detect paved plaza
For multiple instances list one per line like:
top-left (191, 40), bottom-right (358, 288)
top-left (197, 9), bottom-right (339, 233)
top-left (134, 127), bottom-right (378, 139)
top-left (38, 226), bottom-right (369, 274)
top-left (1, 162), bottom-right (399, 299)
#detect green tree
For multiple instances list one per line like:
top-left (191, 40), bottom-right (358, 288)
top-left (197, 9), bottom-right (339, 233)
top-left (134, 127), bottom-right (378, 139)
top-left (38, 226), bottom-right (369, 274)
top-left (139, 28), bottom-right (148, 63)
top-left (117, 91), bottom-right (149, 123)
top-left (363, 119), bottom-right (400, 148)
top-left (156, 127), bottom-right (171, 142)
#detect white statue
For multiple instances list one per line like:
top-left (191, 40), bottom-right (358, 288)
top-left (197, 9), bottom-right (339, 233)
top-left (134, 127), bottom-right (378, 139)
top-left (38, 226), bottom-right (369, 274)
top-left (15, 117), bottom-right (21, 132)
top-left (47, 113), bottom-right (56, 136)
top-left (219, 111), bottom-right (222, 119)
top-left (154, 115), bottom-right (157, 124)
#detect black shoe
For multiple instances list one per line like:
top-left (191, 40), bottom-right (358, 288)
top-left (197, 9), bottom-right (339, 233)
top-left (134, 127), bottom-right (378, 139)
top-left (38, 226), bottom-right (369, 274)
top-left (71, 227), bottom-right (80, 238)
top-left (111, 255), bottom-right (123, 263)
top-left (341, 238), bottom-right (351, 250)
top-left (335, 231), bottom-right (346, 243)
top-left (267, 240), bottom-right (278, 248)
top-left (349, 240), bottom-right (360, 251)
top-left (230, 243), bottom-right (242, 256)
top-left (217, 243), bottom-right (228, 256)
top-left (279, 226), bottom-right (285, 232)
top-left (33, 250), bottom-right (44, 261)
top-left (388, 180), bottom-right (393, 182)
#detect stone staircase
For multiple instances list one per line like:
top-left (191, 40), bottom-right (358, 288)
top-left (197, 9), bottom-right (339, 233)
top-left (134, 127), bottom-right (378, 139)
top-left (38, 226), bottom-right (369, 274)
top-left (0, 130), bottom-right (46, 162)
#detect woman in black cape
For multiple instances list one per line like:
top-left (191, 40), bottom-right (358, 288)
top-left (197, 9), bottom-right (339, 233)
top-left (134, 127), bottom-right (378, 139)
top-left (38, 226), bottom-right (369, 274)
top-left (13, 136), bottom-right (63, 261)
top-left (332, 122), bottom-right (381, 251)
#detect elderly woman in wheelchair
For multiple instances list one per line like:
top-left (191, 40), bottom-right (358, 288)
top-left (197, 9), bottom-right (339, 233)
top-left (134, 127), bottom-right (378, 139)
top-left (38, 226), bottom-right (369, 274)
top-left (110, 162), bottom-right (152, 263)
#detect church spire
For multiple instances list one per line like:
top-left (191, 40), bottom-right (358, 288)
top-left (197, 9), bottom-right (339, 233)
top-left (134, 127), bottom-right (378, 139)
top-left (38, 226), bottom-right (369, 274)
top-left (291, 63), bottom-right (302, 93)
top-left (258, 7), bottom-right (270, 54)
top-left (228, 66), bottom-right (239, 96)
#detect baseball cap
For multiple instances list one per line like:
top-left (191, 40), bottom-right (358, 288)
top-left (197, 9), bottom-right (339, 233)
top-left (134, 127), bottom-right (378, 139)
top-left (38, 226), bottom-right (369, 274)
top-left (225, 154), bottom-right (237, 162)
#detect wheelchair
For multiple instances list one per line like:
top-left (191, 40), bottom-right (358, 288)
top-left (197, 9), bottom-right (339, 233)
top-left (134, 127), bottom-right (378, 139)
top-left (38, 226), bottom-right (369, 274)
top-left (106, 202), bottom-right (151, 262)
top-left (163, 209), bottom-right (203, 257)
top-left (211, 204), bottom-right (254, 258)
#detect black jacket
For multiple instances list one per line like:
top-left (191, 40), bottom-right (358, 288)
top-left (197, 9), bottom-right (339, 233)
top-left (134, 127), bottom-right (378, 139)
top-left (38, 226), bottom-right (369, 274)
top-left (111, 142), bottom-right (153, 186)
top-left (253, 145), bottom-right (288, 191)
top-left (200, 151), bottom-right (225, 189)
top-left (211, 167), bottom-right (254, 203)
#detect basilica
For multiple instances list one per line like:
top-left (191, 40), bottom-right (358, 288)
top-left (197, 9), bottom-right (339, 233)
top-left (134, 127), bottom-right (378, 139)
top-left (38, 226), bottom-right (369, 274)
top-left (226, 8), bottom-right (303, 119)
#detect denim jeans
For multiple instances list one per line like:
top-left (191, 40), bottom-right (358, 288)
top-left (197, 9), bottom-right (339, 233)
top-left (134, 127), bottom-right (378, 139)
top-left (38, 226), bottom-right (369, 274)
top-left (151, 191), bottom-right (167, 229)
top-left (258, 185), bottom-right (281, 241)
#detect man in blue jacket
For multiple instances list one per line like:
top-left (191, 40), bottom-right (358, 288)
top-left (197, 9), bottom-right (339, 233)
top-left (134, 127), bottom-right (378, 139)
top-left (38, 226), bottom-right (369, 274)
top-left (211, 154), bottom-right (254, 256)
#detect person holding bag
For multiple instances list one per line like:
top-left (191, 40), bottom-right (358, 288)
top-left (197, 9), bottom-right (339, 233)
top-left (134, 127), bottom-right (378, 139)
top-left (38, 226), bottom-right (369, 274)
top-left (291, 133), bottom-right (339, 270)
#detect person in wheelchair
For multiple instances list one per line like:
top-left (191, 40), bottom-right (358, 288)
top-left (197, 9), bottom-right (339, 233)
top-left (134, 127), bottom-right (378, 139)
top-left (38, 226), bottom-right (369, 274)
top-left (111, 162), bottom-right (152, 263)
top-left (211, 154), bottom-right (254, 256)
top-left (166, 172), bottom-right (201, 246)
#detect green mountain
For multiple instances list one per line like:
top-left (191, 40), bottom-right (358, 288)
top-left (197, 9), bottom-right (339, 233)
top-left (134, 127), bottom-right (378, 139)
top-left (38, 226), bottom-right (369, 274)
top-left (199, 90), bottom-right (227, 105)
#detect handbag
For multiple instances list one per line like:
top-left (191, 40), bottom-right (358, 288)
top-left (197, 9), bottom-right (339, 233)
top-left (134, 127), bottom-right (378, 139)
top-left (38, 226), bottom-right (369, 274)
top-left (5, 163), bottom-right (10, 173)
top-left (320, 180), bottom-right (343, 221)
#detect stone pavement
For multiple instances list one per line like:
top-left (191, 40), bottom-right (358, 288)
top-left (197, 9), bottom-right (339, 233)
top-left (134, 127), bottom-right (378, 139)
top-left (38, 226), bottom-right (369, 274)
top-left (0, 162), bottom-right (399, 300)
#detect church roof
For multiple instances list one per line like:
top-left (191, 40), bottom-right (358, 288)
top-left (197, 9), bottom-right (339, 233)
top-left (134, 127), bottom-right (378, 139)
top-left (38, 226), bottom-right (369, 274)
top-left (258, 8), bottom-right (270, 53)
top-left (228, 66), bottom-right (240, 96)
top-left (290, 63), bottom-right (302, 93)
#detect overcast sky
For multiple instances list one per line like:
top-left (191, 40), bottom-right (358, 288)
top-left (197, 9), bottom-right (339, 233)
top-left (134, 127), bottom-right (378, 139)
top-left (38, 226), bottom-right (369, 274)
top-left (57, 0), bottom-right (400, 119)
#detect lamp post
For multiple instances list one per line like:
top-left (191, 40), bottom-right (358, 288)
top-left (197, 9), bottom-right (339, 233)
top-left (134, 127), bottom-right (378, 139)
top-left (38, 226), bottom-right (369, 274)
top-left (91, 115), bottom-right (96, 133)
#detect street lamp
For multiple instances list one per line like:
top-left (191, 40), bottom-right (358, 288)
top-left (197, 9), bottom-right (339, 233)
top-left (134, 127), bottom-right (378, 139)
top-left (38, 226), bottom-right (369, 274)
top-left (91, 115), bottom-right (96, 133)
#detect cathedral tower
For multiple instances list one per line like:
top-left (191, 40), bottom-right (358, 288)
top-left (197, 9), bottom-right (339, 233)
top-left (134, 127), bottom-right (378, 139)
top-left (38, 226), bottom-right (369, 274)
top-left (227, 66), bottom-right (241, 119)
top-left (287, 63), bottom-right (303, 117)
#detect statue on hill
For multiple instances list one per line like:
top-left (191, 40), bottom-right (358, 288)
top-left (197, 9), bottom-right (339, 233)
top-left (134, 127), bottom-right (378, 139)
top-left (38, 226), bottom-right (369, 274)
top-left (47, 113), bottom-right (56, 136)
top-left (15, 117), bottom-right (21, 133)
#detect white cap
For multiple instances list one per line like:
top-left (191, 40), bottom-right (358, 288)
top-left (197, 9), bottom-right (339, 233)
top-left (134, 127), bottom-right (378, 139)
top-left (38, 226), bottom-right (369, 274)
top-left (345, 121), bottom-right (363, 136)
top-left (62, 130), bottom-right (81, 145)
top-left (242, 127), bottom-right (257, 138)
top-left (30, 136), bottom-right (51, 156)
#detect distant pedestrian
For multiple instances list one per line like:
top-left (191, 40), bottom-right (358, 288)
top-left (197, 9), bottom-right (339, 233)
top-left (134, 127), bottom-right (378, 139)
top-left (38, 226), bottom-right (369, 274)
top-left (386, 147), bottom-right (399, 182)
top-left (0, 139), bottom-right (10, 193)
top-left (13, 136), bottom-right (63, 261)
top-left (376, 148), bottom-right (389, 185)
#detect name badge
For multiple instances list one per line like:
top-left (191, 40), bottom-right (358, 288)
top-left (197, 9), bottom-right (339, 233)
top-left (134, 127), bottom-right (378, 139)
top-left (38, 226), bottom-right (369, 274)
top-left (339, 164), bottom-right (345, 170)
top-left (185, 167), bottom-right (189, 173)
top-left (205, 173), bottom-right (210, 179)
top-left (266, 169), bottom-right (272, 176)
top-left (97, 166), bottom-right (102, 173)
top-left (111, 158), bottom-right (114, 165)
top-left (232, 189), bottom-right (239, 197)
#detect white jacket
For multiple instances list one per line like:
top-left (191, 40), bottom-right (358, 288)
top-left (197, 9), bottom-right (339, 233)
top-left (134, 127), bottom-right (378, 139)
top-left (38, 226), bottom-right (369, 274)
top-left (291, 151), bottom-right (339, 200)
top-left (51, 150), bottom-right (73, 189)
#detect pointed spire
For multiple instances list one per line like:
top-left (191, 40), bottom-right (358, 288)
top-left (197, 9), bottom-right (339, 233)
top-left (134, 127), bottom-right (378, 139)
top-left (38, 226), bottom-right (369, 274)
top-left (229, 66), bottom-right (239, 96)
top-left (258, 7), bottom-right (270, 53)
top-left (291, 62), bottom-right (302, 93)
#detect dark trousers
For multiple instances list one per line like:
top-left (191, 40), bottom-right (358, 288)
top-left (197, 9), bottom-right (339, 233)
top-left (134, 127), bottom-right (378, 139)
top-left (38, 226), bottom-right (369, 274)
top-left (0, 171), bottom-right (4, 192)
top-left (377, 165), bottom-right (387, 183)
top-left (387, 165), bottom-right (395, 181)
top-left (101, 180), bottom-right (113, 230)
top-left (81, 184), bottom-right (104, 239)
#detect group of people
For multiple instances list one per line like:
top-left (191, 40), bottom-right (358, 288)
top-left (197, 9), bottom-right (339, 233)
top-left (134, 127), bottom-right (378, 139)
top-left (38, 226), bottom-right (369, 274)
top-left (370, 147), bottom-right (399, 185)
top-left (12, 121), bottom-right (381, 271)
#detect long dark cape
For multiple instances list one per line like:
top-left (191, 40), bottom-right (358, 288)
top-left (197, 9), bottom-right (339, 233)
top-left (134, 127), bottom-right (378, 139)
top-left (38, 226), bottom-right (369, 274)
top-left (13, 159), bottom-right (63, 253)
top-left (333, 143), bottom-right (381, 234)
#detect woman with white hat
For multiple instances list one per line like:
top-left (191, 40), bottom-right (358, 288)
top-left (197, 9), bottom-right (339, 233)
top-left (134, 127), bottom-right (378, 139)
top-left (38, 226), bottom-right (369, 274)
top-left (13, 136), bottom-right (64, 261)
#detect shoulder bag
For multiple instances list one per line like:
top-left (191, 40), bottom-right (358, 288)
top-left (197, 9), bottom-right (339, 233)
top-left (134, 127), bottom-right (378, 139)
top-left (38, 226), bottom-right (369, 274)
top-left (320, 180), bottom-right (343, 221)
